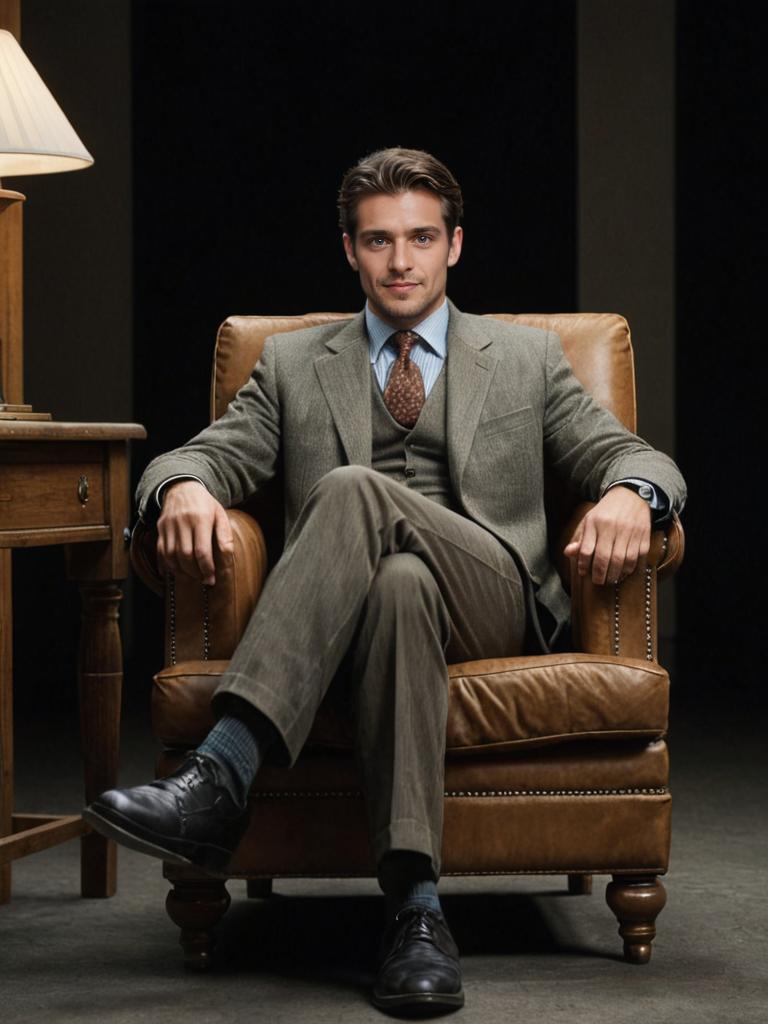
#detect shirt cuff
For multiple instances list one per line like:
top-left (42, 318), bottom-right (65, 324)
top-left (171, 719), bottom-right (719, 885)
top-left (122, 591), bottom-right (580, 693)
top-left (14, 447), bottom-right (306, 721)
top-left (154, 474), bottom-right (208, 511)
top-left (606, 478), bottom-right (671, 524)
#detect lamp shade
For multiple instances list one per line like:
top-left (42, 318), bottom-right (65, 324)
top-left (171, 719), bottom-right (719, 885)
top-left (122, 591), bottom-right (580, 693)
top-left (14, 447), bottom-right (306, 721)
top-left (0, 29), bottom-right (93, 177)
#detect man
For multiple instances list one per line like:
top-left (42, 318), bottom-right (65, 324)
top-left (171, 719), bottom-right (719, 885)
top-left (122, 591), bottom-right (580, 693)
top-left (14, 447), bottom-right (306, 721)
top-left (85, 148), bottom-right (686, 1015)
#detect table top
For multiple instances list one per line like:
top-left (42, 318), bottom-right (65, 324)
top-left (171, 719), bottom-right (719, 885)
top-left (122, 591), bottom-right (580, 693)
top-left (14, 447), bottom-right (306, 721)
top-left (0, 421), bottom-right (146, 442)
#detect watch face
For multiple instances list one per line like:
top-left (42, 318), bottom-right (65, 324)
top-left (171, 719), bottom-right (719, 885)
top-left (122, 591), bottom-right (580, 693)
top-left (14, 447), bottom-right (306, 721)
top-left (638, 484), bottom-right (653, 501)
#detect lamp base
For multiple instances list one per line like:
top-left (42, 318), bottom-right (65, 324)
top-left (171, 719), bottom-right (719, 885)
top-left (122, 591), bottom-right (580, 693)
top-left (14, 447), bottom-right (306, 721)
top-left (0, 404), bottom-right (52, 421)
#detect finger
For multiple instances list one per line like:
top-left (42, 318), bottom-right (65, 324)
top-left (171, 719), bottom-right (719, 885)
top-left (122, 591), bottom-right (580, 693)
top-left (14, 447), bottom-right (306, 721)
top-left (605, 521), bottom-right (632, 582)
top-left (621, 535), bottom-right (642, 578)
top-left (606, 540), bottom-right (629, 584)
top-left (617, 519), bottom-right (651, 580)
top-left (591, 530), bottom-right (616, 586)
top-left (176, 523), bottom-right (202, 580)
top-left (563, 519), bottom-right (584, 557)
top-left (213, 505), bottom-right (235, 560)
top-left (193, 519), bottom-right (216, 586)
top-left (638, 526), bottom-right (651, 559)
top-left (157, 523), bottom-right (178, 577)
top-left (576, 516), bottom-right (597, 577)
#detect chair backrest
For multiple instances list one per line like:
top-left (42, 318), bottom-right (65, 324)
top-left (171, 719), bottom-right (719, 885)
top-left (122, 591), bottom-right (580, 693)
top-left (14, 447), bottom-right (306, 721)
top-left (211, 312), bottom-right (637, 570)
top-left (211, 312), bottom-right (637, 432)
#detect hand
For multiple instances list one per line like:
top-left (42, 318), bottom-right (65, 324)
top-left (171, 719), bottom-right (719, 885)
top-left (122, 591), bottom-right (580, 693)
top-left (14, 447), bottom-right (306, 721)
top-left (156, 480), bottom-right (234, 586)
top-left (563, 486), bottom-right (651, 586)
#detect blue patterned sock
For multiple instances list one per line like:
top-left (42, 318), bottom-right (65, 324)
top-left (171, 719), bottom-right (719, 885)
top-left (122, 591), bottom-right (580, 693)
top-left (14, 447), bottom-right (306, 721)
top-left (197, 713), bottom-right (266, 801)
top-left (395, 878), bottom-right (442, 917)
top-left (379, 851), bottom-right (443, 921)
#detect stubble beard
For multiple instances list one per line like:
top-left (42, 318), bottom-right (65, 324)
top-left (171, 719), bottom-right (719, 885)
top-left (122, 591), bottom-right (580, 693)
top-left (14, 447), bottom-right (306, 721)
top-left (373, 283), bottom-right (438, 328)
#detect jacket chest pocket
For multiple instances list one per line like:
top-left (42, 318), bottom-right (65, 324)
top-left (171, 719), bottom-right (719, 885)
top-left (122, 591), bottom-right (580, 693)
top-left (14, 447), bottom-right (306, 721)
top-left (477, 405), bottom-right (535, 439)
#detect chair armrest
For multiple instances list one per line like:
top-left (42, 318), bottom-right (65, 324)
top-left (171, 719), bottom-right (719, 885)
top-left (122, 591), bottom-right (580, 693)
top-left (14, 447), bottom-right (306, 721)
top-left (563, 502), bottom-right (686, 661)
top-left (130, 518), bottom-right (165, 595)
top-left (130, 509), bottom-right (268, 664)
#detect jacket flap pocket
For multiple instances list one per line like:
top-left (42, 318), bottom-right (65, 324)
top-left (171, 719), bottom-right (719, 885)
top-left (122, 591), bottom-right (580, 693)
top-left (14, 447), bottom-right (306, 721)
top-left (479, 406), bottom-right (534, 438)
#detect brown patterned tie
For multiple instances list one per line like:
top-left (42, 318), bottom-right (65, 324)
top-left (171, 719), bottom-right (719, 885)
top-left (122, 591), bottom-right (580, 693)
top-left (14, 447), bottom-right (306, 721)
top-left (383, 330), bottom-right (426, 428)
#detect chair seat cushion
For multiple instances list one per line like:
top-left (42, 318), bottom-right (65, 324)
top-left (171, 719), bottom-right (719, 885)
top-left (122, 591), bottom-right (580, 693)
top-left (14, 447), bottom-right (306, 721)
top-left (152, 652), bottom-right (668, 755)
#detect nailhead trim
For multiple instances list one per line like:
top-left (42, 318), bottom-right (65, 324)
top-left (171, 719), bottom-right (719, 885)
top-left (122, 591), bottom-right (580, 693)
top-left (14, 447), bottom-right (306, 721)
top-left (250, 787), bottom-right (669, 800)
top-left (223, 867), bottom-right (666, 878)
top-left (202, 584), bottom-right (211, 660)
top-left (440, 867), bottom-right (666, 876)
top-left (168, 573), bottom-right (177, 667)
top-left (168, 574), bottom-right (211, 665)
top-left (644, 566), bottom-right (654, 661)
top-left (612, 533), bottom-right (667, 662)
top-left (444, 787), bottom-right (668, 797)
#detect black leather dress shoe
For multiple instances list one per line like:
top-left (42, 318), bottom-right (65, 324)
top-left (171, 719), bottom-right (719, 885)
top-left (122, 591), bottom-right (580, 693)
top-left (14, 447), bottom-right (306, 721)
top-left (82, 753), bottom-right (249, 872)
top-left (372, 906), bottom-right (464, 1015)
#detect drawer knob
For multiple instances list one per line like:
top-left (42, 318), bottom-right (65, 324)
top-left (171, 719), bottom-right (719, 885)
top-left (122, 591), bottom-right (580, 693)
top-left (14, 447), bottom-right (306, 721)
top-left (77, 475), bottom-right (90, 505)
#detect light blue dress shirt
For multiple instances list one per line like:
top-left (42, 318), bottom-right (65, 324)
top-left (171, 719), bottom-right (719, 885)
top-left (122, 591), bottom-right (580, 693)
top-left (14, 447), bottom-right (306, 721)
top-left (365, 300), bottom-right (449, 397)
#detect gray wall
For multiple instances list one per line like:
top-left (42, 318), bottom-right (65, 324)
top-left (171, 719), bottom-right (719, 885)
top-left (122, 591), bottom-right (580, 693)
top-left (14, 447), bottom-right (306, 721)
top-left (18, 0), bottom-right (132, 422)
top-left (578, 0), bottom-right (677, 635)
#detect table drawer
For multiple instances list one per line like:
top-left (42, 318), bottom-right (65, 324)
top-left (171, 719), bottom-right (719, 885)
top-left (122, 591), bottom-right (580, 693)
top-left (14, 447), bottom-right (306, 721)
top-left (0, 457), bottom-right (106, 529)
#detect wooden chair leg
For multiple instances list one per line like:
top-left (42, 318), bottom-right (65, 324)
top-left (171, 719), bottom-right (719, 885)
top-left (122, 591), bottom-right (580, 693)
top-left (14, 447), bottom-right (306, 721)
top-left (164, 864), bottom-right (231, 971)
top-left (567, 873), bottom-right (593, 895)
top-left (247, 878), bottom-right (273, 899)
top-left (606, 874), bottom-right (667, 964)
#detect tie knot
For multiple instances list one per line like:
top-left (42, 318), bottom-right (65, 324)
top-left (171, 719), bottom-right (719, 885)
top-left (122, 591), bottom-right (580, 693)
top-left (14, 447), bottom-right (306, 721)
top-left (391, 330), bottom-right (420, 358)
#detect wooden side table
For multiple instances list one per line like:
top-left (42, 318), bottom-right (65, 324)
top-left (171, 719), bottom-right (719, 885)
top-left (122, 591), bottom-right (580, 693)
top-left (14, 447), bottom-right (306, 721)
top-left (0, 420), bottom-right (146, 902)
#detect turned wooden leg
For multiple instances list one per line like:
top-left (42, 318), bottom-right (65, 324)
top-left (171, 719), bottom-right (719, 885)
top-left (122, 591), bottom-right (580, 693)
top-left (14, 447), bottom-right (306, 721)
top-left (0, 551), bottom-right (13, 903)
top-left (606, 874), bottom-right (667, 963)
top-left (164, 864), bottom-right (231, 970)
top-left (77, 582), bottom-right (123, 898)
top-left (247, 878), bottom-right (273, 899)
top-left (568, 873), bottom-right (593, 895)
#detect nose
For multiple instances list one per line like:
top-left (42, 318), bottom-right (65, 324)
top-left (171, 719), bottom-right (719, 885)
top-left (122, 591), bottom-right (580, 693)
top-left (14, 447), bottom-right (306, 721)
top-left (388, 239), bottom-right (412, 275)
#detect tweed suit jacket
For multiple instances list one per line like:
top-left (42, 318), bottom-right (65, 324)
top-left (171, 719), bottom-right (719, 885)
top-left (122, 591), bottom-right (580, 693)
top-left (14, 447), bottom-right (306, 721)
top-left (136, 301), bottom-right (686, 648)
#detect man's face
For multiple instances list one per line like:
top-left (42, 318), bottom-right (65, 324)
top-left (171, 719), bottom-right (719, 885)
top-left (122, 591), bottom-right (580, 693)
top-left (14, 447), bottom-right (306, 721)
top-left (342, 189), bottom-right (463, 329)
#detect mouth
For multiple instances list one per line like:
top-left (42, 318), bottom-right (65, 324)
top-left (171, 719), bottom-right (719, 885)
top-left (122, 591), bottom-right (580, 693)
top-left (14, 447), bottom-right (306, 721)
top-left (383, 281), bottom-right (419, 296)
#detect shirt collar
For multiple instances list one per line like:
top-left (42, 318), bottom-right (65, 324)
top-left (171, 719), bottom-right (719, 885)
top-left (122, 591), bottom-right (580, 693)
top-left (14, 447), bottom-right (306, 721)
top-left (365, 299), bottom-right (449, 362)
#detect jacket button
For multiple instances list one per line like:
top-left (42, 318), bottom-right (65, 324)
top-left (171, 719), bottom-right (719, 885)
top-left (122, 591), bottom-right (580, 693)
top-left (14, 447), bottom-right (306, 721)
top-left (404, 468), bottom-right (416, 478)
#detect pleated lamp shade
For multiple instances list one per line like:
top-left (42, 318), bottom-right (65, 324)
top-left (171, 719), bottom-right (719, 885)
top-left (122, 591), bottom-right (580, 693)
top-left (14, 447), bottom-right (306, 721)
top-left (0, 29), bottom-right (93, 177)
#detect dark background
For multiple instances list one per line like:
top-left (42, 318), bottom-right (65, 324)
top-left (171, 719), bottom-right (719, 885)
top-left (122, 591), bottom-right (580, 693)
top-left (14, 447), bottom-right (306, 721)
top-left (131, 1), bottom-right (577, 459)
top-left (8, 1), bottom-right (763, 720)
top-left (675, 4), bottom-right (763, 692)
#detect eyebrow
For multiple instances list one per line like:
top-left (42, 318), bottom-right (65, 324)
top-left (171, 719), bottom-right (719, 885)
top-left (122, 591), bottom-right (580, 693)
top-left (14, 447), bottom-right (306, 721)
top-left (358, 225), bottom-right (443, 240)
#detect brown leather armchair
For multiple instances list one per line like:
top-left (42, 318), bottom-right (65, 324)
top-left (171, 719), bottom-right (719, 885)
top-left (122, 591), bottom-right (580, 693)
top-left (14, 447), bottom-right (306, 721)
top-left (131, 312), bottom-right (684, 970)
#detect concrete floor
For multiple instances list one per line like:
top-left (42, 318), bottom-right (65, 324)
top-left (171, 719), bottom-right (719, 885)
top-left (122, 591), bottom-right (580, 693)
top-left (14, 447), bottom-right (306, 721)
top-left (2, 684), bottom-right (767, 1024)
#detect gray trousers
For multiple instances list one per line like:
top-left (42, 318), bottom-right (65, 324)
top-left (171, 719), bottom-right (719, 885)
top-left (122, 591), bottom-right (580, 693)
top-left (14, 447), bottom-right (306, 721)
top-left (212, 466), bottom-right (526, 877)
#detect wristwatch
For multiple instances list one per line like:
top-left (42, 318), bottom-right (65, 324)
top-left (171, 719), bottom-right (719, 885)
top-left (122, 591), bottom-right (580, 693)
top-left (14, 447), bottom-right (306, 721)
top-left (614, 479), bottom-right (671, 525)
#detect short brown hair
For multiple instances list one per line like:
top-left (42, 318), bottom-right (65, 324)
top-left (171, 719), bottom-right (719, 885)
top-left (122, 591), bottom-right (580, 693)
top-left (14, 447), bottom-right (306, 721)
top-left (338, 147), bottom-right (463, 239)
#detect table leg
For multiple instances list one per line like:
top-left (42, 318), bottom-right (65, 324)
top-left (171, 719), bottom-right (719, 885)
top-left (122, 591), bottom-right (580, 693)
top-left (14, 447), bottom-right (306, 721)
top-left (0, 550), bottom-right (13, 903)
top-left (78, 581), bottom-right (122, 898)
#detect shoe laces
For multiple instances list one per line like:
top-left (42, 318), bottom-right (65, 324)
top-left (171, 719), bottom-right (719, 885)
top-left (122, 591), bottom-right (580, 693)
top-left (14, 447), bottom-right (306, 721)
top-left (392, 905), bottom-right (441, 943)
top-left (174, 753), bottom-right (216, 791)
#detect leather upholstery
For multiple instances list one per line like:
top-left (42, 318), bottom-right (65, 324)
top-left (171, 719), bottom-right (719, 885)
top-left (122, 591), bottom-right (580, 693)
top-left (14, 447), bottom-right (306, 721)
top-left (164, 510), bottom-right (268, 665)
top-left (153, 654), bottom-right (669, 754)
top-left (135, 310), bottom-right (685, 883)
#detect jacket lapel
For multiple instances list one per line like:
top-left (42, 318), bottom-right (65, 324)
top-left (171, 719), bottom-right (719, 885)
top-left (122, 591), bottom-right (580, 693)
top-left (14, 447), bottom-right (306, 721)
top-left (314, 312), bottom-right (372, 467)
top-left (446, 303), bottom-right (498, 488)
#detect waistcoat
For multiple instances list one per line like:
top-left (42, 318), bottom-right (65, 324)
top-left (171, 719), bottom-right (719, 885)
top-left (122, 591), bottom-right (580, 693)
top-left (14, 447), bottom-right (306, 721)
top-left (370, 365), bottom-right (459, 512)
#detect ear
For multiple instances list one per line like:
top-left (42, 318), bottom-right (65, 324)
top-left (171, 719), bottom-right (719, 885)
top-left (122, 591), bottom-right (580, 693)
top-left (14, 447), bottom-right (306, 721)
top-left (342, 233), bottom-right (359, 271)
top-left (447, 226), bottom-right (463, 268)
